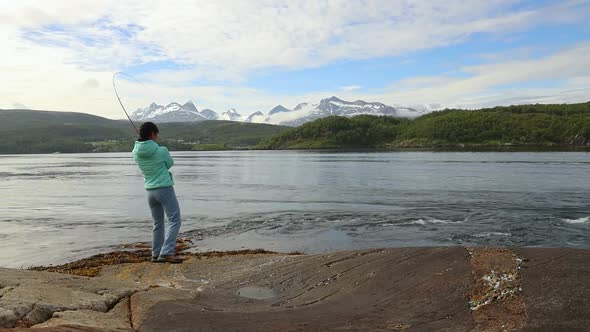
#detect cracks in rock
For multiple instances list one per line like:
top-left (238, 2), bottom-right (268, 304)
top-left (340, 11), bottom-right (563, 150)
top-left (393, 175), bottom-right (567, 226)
top-left (391, 248), bottom-right (433, 266)
top-left (271, 291), bottom-right (306, 307)
top-left (353, 252), bottom-right (430, 293)
top-left (13, 301), bottom-right (58, 328)
top-left (382, 273), bottom-right (418, 293)
top-left (284, 291), bottom-right (339, 309)
top-left (525, 252), bottom-right (568, 268)
top-left (316, 248), bottom-right (428, 292)
top-left (408, 311), bottom-right (460, 329)
top-left (272, 253), bottom-right (395, 307)
top-left (124, 285), bottom-right (160, 332)
top-left (105, 292), bottom-right (134, 313)
top-left (0, 286), bottom-right (15, 299)
top-left (334, 253), bottom-right (392, 276)
top-left (261, 256), bottom-right (319, 288)
top-left (1, 287), bottom-right (147, 329)
top-left (127, 294), bottom-right (135, 331)
top-left (324, 248), bottom-right (433, 295)
top-left (0, 283), bottom-right (20, 297)
top-left (322, 249), bottom-right (384, 267)
top-left (219, 256), bottom-right (315, 292)
top-left (38, 277), bottom-right (78, 285)
top-left (12, 301), bottom-right (37, 327)
top-left (199, 307), bottom-right (227, 312)
top-left (104, 289), bottom-right (142, 331)
top-left (307, 273), bottom-right (341, 291)
top-left (268, 262), bottom-right (316, 288)
top-left (272, 250), bottom-right (429, 308)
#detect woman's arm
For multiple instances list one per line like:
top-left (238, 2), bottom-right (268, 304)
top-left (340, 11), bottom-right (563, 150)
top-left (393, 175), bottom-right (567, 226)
top-left (158, 146), bottom-right (174, 169)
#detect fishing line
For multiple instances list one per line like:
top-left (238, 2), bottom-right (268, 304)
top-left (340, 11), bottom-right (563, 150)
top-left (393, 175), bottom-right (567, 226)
top-left (112, 72), bottom-right (146, 134)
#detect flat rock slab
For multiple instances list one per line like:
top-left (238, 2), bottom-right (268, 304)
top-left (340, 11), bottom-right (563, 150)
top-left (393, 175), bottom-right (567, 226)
top-left (0, 326), bottom-right (103, 332)
top-left (237, 286), bottom-right (276, 300)
top-left (32, 297), bottom-right (131, 332)
top-left (1, 247), bottom-right (589, 331)
top-left (515, 248), bottom-right (590, 331)
top-left (139, 247), bottom-right (475, 331)
top-left (0, 268), bottom-right (143, 329)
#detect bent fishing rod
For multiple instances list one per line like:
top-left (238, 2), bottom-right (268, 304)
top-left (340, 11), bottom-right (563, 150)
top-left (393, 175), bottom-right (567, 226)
top-left (112, 72), bottom-right (143, 134)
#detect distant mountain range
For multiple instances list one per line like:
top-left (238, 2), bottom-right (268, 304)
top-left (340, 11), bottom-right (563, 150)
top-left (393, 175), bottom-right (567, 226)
top-left (220, 108), bottom-right (242, 121)
top-left (131, 101), bottom-right (210, 122)
top-left (130, 96), bottom-right (425, 126)
top-left (1, 101), bottom-right (588, 154)
top-left (0, 108), bottom-right (290, 154)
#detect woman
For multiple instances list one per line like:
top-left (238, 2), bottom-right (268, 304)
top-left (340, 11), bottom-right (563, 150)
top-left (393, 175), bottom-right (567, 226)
top-left (132, 122), bottom-right (182, 263)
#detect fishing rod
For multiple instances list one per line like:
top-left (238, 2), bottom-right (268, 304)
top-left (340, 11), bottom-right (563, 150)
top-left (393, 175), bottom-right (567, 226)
top-left (112, 72), bottom-right (144, 134)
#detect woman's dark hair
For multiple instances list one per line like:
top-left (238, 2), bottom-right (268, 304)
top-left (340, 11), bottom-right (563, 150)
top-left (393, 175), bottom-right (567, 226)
top-left (138, 122), bottom-right (159, 141)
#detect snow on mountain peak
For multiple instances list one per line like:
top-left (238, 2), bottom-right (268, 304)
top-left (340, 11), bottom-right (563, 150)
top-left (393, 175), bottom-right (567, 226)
top-left (182, 100), bottom-right (198, 111)
top-left (293, 103), bottom-right (309, 111)
top-left (275, 96), bottom-right (422, 126)
top-left (244, 111), bottom-right (265, 123)
top-left (199, 109), bottom-right (219, 120)
top-left (132, 96), bottom-right (423, 125)
top-left (268, 105), bottom-right (291, 115)
top-left (324, 96), bottom-right (342, 102)
top-left (131, 100), bottom-right (206, 122)
top-left (221, 108), bottom-right (243, 121)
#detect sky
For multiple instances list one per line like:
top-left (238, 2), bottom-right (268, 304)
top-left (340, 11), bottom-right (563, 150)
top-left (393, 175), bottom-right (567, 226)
top-left (1, 0), bottom-right (589, 119)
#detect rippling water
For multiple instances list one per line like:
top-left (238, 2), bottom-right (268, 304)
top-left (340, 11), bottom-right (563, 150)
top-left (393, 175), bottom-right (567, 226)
top-left (1, 151), bottom-right (588, 268)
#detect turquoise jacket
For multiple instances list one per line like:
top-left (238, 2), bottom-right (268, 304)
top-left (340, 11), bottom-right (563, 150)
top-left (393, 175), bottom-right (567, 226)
top-left (132, 140), bottom-right (175, 190)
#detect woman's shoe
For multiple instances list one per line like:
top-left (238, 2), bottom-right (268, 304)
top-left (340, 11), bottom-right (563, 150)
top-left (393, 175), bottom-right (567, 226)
top-left (156, 255), bottom-right (183, 264)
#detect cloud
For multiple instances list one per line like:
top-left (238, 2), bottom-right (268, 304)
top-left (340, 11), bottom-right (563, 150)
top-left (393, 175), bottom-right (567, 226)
top-left (11, 102), bottom-right (28, 109)
top-left (0, 0), bottom-right (589, 118)
top-left (2, 41), bottom-right (589, 119)
top-left (339, 85), bottom-right (362, 91)
top-left (369, 42), bottom-right (590, 108)
top-left (5, 1), bottom-right (590, 75)
top-left (81, 78), bottom-right (99, 89)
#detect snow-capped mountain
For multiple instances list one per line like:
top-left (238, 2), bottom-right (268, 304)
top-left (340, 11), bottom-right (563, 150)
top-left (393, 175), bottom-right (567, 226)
top-left (130, 101), bottom-right (219, 122)
top-left (244, 111), bottom-right (264, 123)
top-left (280, 97), bottom-right (420, 126)
top-left (220, 108), bottom-right (243, 121)
top-left (131, 102), bottom-right (162, 120)
top-left (200, 109), bottom-right (219, 120)
top-left (268, 105), bottom-right (291, 116)
top-left (257, 96), bottom-right (424, 126)
top-left (133, 96), bottom-right (424, 126)
top-left (293, 103), bottom-right (310, 111)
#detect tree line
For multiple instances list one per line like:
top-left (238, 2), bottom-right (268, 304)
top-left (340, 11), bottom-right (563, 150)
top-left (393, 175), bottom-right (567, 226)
top-left (257, 102), bottom-right (590, 149)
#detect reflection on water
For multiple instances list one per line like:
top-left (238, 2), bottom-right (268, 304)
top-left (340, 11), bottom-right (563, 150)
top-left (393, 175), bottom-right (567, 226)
top-left (0, 151), bottom-right (589, 268)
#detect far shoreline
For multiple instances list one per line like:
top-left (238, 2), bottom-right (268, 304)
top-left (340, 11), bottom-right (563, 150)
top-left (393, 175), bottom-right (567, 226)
top-left (1, 144), bottom-right (589, 155)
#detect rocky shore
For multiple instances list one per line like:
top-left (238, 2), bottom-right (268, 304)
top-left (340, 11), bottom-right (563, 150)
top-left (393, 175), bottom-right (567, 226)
top-left (0, 246), bottom-right (588, 331)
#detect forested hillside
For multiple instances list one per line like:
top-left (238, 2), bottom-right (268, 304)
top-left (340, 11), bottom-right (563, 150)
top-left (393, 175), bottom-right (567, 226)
top-left (258, 102), bottom-right (590, 149)
top-left (0, 109), bottom-right (289, 154)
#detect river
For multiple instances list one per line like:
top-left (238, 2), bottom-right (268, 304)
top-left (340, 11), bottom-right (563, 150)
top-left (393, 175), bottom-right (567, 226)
top-left (1, 151), bottom-right (588, 268)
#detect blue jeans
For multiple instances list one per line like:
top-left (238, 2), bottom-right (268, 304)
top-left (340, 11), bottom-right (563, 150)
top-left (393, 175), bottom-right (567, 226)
top-left (147, 186), bottom-right (181, 257)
